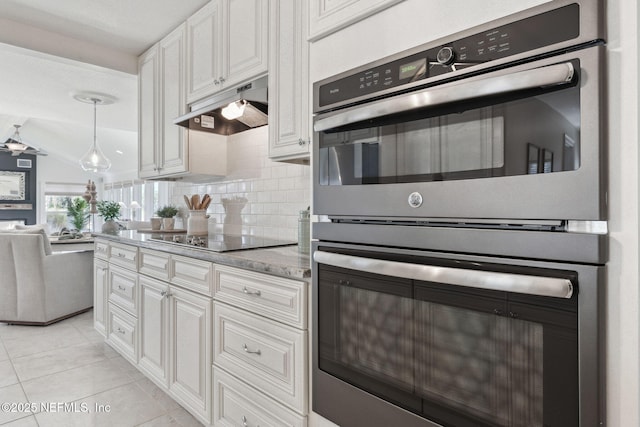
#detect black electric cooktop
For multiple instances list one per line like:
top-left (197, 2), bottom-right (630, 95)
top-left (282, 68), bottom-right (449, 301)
top-left (149, 233), bottom-right (297, 252)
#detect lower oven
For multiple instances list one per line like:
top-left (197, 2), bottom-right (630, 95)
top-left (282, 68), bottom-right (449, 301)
top-left (311, 240), bottom-right (605, 427)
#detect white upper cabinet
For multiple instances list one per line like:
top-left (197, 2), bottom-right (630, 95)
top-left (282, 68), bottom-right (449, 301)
top-left (186, 1), bottom-right (222, 103)
top-left (138, 46), bottom-right (158, 178)
top-left (186, 0), bottom-right (268, 104)
top-left (268, 0), bottom-right (310, 163)
top-left (159, 25), bottom-right (189, 176)
top-left (308, 0), bottom-right (405, 41)
top-left (138, 24), bottom-right (189, 179)
top-left (224, 0), bottom-right (269, 89)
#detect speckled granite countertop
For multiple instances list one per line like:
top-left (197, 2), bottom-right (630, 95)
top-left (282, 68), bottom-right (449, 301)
top-left (94, 231), bottom-right (311, 280)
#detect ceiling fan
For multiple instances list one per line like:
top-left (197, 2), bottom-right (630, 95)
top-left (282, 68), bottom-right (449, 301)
top-left (0, 124), bottom-right (47, 156)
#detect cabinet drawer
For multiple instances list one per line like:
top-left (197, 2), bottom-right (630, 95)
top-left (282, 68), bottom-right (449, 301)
top-left (107, 303), bottom-right (138, 363)
top-left (108, 265), bottom-right (138, 315)
top-left (139, 248), bottom-right (171, 281)
top-left (94, 240), bottom-right (109, 260)
top-left (214, 265), bottom-right (307, 329)
top-left (213, 367), bottom-right (307, 427)
top-left (108, 242), bottom-right (138, 270)
top-left (214, 303), bottom-right (308, 414)
top-left (170, 255), bottom-right (213, 296)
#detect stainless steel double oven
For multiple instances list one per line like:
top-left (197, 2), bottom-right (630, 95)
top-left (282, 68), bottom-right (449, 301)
top-left (311, 1), bottom-right (606, 426)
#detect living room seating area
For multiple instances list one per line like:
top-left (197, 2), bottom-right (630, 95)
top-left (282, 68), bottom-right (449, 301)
top-left (0, 228), bottom-right (93, 325)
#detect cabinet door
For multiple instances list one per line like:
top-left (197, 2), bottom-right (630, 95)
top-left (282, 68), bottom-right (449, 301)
top-left (213, 367), bottom-right (308, 427)
top-left (308, 0), bottom-right (405, 41)
top-left (186, 0), bottom-right (222, 104)
top-left (138, 46), bottom-right (159, 178)
top-left (268, 0), bottom-right (310, 162)
top-left (214, 302), bottom-right (308, 414)
top-left (108, 264), bottom-right (138, 316)
top-left (169, 286), bottom-right (212, 424)
top-left (221, 0), bottom-right (269, 89)
top-left (93, 258), bottom-right (109, 337)
top-left (159, 23), bottom-right (189, 176)
top-left (139, 276), bottom-right (170, 387)
top-left (107, 303), bottom-right (138, 364)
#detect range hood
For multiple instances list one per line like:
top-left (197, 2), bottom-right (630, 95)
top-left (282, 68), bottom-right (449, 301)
top-left (174, 75), bottom-right (268, 136)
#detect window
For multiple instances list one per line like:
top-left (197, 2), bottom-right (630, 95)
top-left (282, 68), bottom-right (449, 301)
top-left (43, 182), bottom-right (90, 233)
top-left (103, 180), bottom-right (169, 223)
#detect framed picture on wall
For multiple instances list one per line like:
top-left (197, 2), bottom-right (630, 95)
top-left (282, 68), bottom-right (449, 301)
top-left (0, 171), bottom-right (26, 200)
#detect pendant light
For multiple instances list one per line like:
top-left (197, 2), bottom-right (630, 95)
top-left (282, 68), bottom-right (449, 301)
top-left (74, 92), bottom-right (116, 173)
top-left (5, 125), bottom-right (29, 152)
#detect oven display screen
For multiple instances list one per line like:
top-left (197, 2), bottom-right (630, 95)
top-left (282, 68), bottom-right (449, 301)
top-left (399, 58), bottom-right (426, 80)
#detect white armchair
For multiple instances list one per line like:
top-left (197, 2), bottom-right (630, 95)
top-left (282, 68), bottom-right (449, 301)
top-left (0, 232), bottom-right (93, 325)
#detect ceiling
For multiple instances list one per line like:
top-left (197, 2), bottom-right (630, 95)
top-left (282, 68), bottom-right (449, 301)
top-left (0, 0), bottom-right (210, 177)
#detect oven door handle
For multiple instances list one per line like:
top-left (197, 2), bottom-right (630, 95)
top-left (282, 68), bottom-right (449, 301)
top-left (313, 61), bottom-right (575, 132)
top-left (313, 251), bottom-right (574, 299)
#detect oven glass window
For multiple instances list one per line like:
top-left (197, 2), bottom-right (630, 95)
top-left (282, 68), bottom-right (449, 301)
top-left (317, 260), bottom-right (578, 427)
top-left (318, 82), bottom-right (580, 185)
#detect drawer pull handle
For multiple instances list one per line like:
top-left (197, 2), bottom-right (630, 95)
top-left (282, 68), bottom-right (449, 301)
top-left (117, 285), bottom-right (126, 291)
top-left (117, 253), bottom-right (126, 258)
top-left (242, 344), bottom-right (261, 356)
top-left (116, 327), bottom-right (126, 334)
top-left (242, 415), bottom-right (259, 427)
top-left (242, 287), bottom-right (261, 297)
top-left (160, 290), bottom-right (171, 298)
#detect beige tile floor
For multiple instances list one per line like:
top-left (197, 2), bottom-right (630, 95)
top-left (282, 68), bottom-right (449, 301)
top-left (0, 310), bottom-right (204, 427)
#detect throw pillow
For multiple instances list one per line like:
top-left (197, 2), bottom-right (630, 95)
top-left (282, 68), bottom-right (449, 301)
top-left (15, 223), bottom-right (52, 235)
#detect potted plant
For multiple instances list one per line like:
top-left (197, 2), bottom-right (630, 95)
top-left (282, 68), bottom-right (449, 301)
top-left (96, 200), bottom-right (121, 234)
top-left (65, 197), bottom-right (89, 232)
top-left (156, 205), bottom-right (179, 231)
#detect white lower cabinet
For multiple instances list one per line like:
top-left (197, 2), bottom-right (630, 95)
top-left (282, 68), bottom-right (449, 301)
top-left (93, 258), bottom-right (109, 337)
top-left (169, 285), bottom-right (212, 423)
top-left (214, 302), bottom-right (308, 419)
top-left (213, 367), bottom-right (307, 427)
top-left (138, 275), bottom-right (170, 387)
top-left (94, 239), bottom-right (309, 426)
top-left (138, 274), bottom-right (213, 425)
top-left (107, 303), bottom-right (138, 364)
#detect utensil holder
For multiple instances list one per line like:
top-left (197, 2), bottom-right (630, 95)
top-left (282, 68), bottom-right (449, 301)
top-left (187, 210), bottom-right (208, 236)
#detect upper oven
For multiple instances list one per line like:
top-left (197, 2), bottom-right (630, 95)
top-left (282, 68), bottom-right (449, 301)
top-left (312, 0), bottom-right (606, 223)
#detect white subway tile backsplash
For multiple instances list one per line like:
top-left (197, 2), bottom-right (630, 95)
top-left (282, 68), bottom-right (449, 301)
top-left (169, 127), bottom-right (310, 239)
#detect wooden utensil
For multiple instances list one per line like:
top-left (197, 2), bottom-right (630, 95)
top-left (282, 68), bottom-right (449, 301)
top-left (192, 194), bottom-right (200, 210)
top-left (202, 195), bottom-right (211, 211)
top-left (201, 194), bottom-right (210, 210)
top-left (183, 195), bottom-right (192, 210)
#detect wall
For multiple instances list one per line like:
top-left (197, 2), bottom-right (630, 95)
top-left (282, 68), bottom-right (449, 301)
top-left (169, 126), bottom-right (311, 240)
top-left (309, 0), bottom-right (640, 426)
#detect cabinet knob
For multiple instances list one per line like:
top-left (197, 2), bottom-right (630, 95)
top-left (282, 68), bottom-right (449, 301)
top-left (298, 138), bottom-right (307, 146)
top-left (219, 76), bottom-right (225, 84)
top-left (160, 290), bottom-right (170, 298)
top-left (214, 79), bottom-right (220, 85)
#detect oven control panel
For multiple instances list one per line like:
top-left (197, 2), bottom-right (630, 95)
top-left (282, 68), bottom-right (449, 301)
top-left (317, 3), bottom-right (580, 109)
